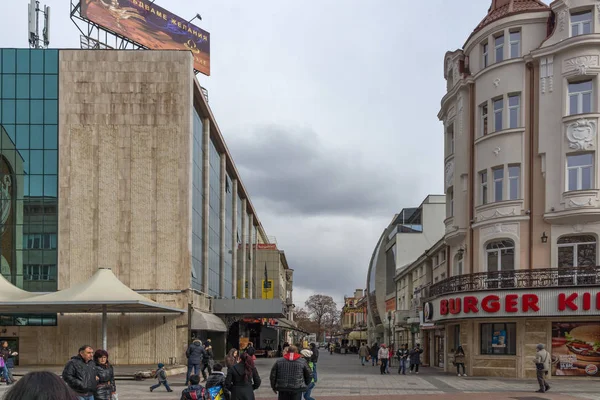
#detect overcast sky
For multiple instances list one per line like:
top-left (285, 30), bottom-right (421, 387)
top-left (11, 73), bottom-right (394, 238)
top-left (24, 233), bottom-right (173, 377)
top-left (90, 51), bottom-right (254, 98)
top-left (1, 0), bottom-right (492, 308)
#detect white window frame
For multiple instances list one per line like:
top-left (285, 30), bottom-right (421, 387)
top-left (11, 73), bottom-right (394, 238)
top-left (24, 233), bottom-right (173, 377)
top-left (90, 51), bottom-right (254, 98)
top-left (557, 236), bottom-right (597, 267)
top-left (571, 11), bottom-right (592, 37)
top-left (493, 97), bottom-right (504, 132)
top-left (508, 165), bottom-right (521, 200)
top-left (567, 153), bottom-right (594, 191)
top-left (448, 187), bottom-right (454, 217)
top-left (493, 167), bottom-right (504, 202)
top-left (455, 255), bottom-right (464, 276)
top-left (494, 34), bottom-right (504, 63)
top-left (568, 80), bottom-right (593, 116)
top-left (508, 94), bottom-right (520, 128)
top-left (509, 30), bottom-right (521, 59)
top-left (480, 102), bottom-right (488, 136)
top-left (482, 41), bottom-right (489, 68)
top-left (480, 170), bottom-right (488, 205)
top-left (485, 240), bottom-right (515, 272)
top-left (447, 123), bottom-right (455, 155)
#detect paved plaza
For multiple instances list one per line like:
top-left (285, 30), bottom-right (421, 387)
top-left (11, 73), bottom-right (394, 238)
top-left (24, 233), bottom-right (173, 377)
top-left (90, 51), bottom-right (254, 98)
top-left (1, 351), bottom-right (598, 399)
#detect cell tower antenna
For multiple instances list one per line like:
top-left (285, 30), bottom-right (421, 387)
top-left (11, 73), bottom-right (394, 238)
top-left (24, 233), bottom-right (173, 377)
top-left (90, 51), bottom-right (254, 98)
top-left (28, 1), bottom-right (51, 49)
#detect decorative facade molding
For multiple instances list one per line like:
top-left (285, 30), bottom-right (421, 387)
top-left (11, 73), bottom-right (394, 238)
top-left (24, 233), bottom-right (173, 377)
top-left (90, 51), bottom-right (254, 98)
top-left (493, 78), bottom-right (501, 88)
top-left (568, 197), bottom-right (594, 208)
top-left (566, 118), bottom-right (596, 151)
top-left (558, 9), bottom-right (568, 32)
top-left (477, 207), bottom-right (517, 222)
top-left (445, 160), bottom-right (455, 188)
top-left (573, 223), bottom-right (586, 233)
top-left (480, 222), bottom-right (519, 238)
top-left (493, 147), bottom-right (501, 156)
top-left (564, 55), bottom-right (599, 75)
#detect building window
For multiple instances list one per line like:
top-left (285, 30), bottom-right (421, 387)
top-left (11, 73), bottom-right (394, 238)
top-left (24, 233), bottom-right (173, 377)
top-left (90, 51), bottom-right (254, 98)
top-left (24, 233), bottom-right (57, 249)
top-left (480, 323), bottom-right (516, 355)
top-left (482, 41), bottom-right (489, 68)
top-left (480, 170), bottom-right (488, 205)
top-left (454, 254), bottom-right (463, 276)
top-left (509, 31), bottom-right (520, 58)
top-left (486, 240), bottom-right (515, 272)
top-left (493, 167), bottom-right (504, 202)
top-left (508, 94), bottom-right (520, 128)
top-left (447, 123), bottom-right (455, 155)
top-left (494, 34), bottom-right (504, 63)
top-left (567, 153), bottom-right (593, 191)
top-left (23, 264), bottom-right (57, 281)
top-left (493, 98), bottom-right (504, 132)
top-left (0, 314), bottom-right (57, 326)
top-left (481, 103), bottom-right (488, 136)
top-left (447, 187), bottom-right (454, 217)
top-left (440, 250), bottom-right (446, 262)
top-left (568, 80), bottom-right (592, 115)
top-left (508, 165), bottom-right (520, 200)
top-left (558, 235), bottom-right (596, 267)
top-left (571, 11), bottom-right (592, 37)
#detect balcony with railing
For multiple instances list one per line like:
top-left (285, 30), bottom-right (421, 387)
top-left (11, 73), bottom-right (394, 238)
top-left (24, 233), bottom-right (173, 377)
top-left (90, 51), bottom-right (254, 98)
top-left (428, 266), bottom-right (600, 298)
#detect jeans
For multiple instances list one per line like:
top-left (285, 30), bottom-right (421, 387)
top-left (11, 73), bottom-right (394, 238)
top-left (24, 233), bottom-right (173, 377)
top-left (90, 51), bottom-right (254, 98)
top-left (76, 396), bottom-right (94, 400)
top-left (371, 355), bottom-right (378, 366)
top-left (536, 370), bottom-right (549, 392)
top-left (360, 356), bottom-right (366, 365)
top-left (398, 359), bottom-right (407, 374)
top-left (410, 363), bottom-right (419, 373)
top-left (150, 381), bottom-right (172, 392)
top-left (303, 382), bottom-right (315, 400)
top-left (279, 392), bottom-right (302, 400)
top-left (201, 362), bottom-right (212, 379)
top-left (456, 363), bottom-right (465, 375)
top-left (1, 366), bottom-right (10, 383)
top-left (379, 358), bottom-right (388, 374)
top-left (186, 364), bottom-right (200, 384)
top-left (312, 362), bottom-right (317, 382)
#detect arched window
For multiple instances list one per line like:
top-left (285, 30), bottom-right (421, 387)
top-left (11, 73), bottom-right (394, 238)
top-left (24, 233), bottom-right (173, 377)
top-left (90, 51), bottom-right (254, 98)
top-left (557, 235), bottom-right (597, 285)
top-left (486, 240), bottom-right (515, 272)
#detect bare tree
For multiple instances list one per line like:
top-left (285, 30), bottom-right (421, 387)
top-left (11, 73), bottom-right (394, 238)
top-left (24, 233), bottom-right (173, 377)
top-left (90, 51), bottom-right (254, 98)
top-left (305, 294), bottom-right (338, 341)
top-left (294, 307), bottom-right (320, 334)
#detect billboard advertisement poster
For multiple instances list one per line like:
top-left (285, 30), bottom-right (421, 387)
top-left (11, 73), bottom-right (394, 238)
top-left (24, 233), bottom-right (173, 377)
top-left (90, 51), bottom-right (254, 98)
top-left (491, 330), bottom-right (506, 348)
top-left (80, 0), bottom-right (210, 75)
top-left (552, 322), bottom-right (600, 377)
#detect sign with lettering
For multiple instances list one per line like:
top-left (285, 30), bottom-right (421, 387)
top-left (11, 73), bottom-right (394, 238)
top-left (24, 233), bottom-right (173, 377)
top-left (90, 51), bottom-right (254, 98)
top-left (428, 288), bottom-right (600, 321)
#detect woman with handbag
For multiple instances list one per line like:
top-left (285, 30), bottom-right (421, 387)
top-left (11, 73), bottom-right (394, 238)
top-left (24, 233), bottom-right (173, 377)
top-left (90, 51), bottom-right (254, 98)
top-left (454, 346), bottom-right (466, 376)
top-left (534, 344), bottom-right (550, 393)
top-left (93, 349), bottom-right (117, 400)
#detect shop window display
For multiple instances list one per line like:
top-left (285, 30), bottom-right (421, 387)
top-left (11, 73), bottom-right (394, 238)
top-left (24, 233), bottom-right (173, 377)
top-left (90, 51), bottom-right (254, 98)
top-left (480, 323), bottom-right (516, 355)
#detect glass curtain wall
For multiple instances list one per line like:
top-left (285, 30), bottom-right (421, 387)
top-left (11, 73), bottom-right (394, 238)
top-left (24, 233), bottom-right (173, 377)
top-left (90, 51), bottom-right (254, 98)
top-left (0, 49), bottom-right (58, 293)
top-left (223, 172), bottom-right (233, 298)
top-left (191, 109), bottom-right (204, 292)
top-left (236, 193), bottom-right (243, 297)
top-left (208, 140), bottom-right (221, 297)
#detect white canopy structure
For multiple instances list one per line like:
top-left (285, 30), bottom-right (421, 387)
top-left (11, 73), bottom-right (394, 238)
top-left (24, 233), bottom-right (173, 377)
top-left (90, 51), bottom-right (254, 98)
top-left (0, 273), bottom-right (39, 301)
top-left (0, 268), bottom-right (185, 349)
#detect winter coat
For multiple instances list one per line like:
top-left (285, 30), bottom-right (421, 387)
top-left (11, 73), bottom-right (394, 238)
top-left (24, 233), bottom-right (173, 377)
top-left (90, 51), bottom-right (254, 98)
top-left (377, 348), bottom-right (389, 360)
top-left (225, 362), bottom-right (261, 400)
top-left (0, 347), bottom-right (14, 368)
top-left (186, 340), bottom-right (207, 366)
top-left (454, 352), bottom-right (465, 364)
top-left (204, 347), bottom-right (214, 365)
top-left (309, 345), bottom-right (319, 363)
top-left (62, 355), bottom-right (98, 395)
top-left (397, 349), bottom-right (409, 360)
top-left (156, 368), bottom-right (168, 383)
top-left (409, 347), bottom-right (423, 365)
top-left (269, 353), bottom-right (311, 393)
top-left (94, 362), bottom-right (116, 400)
top-left (370, 345), bottom-right (379, 357)
top-left (535, 349), bottom-right (551, 372)
top-left (206, 371), bottom-right (230, 400)
top-left (180, 384), bottom-right (204, 400)
top-left (358, 345), bottom-right (369, 357)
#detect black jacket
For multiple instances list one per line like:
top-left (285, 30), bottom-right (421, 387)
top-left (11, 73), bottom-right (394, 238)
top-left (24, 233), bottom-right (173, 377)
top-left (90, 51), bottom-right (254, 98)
top-left (225, 362), bottom-right (261, 400)
top-left (94, 362), bottom-right (116, 400)
top-left (397, 348), bottom-right (409, 360)
top-left (180, 384), bottom-right (204, 400)
top-left (0, 347), bottom-right (14, 369)
top-left (269, 354), bottom-right (311, 393)
top-left (62, 355), bottom-right (98, 395)
top-left (186, 340), bottom-right (207, 365)
top-left (309, 346), bottom-right (319, 363)
top-left (206, 371), bottom-right (230, 400)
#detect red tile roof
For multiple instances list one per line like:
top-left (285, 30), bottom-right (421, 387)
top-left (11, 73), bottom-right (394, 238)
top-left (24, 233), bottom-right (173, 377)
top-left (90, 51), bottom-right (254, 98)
top-left (467, 0), bottom-right (549, 43)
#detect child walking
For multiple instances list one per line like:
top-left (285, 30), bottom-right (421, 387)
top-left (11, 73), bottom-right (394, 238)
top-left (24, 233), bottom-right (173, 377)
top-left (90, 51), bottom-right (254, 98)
top-left (150, 363), bottom-right (173, 392)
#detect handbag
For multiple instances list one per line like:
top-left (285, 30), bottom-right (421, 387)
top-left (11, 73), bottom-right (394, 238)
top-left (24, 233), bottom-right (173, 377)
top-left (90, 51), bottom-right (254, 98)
top-left (0, 357), bottom-right (5, 368)
top-left (111, 394), bottom-right (118, 400)
top-left (535, 352), bottom-right (547, 371)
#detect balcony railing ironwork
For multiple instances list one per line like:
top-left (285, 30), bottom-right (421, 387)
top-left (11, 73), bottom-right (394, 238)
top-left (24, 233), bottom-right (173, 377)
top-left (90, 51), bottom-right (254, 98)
top-left (428, 266), bottom-right (600, 298)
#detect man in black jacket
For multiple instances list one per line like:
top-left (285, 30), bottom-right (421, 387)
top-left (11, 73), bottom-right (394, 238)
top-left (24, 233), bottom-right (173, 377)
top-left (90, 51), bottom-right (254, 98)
top-left (309, 343), bottom-right (319, 382)
top-left (270, 345), bottom-right (312, 400)
top-left (185, 339), bottom-right (206, 385)
top-left (62, 345), bottom-right (98, 400)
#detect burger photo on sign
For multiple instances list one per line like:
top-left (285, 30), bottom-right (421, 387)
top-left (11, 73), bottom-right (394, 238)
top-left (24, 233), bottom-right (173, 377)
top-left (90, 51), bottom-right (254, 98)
top-left (565, 325), bottom-right (600, 362)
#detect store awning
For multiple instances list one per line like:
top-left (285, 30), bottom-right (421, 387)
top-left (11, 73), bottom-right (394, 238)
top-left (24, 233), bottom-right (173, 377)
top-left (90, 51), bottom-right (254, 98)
top-left (191, 309), bottom-right (227, 332)
top-left (348, 331), bottom-right (368, 340)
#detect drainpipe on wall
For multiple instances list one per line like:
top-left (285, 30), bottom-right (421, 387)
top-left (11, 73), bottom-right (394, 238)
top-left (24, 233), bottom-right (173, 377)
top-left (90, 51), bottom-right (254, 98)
top-left (527, 61), bottom-right (535, 270)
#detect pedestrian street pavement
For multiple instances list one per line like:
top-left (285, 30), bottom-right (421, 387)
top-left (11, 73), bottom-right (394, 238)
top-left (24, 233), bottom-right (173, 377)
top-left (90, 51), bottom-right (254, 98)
top-left (1, 351), bottom-right (599, 399)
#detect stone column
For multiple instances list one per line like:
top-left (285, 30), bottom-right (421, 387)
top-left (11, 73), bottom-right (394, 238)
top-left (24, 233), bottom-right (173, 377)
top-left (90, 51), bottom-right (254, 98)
top-left (248, 214), bottom-right (254, 299)
top-left (202, 117), bottom-right (210, 294)
top-left (219, 155), bottom-right (226, 297)
top-left (231, 179), bottom-right (238, 298)
top-left (240, 199), bottom-right (247, 299)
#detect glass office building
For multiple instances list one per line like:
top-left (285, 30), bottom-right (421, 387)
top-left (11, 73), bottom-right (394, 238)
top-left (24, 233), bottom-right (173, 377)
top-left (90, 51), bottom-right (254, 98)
top-left (191, 109), bottom-right (204, 292)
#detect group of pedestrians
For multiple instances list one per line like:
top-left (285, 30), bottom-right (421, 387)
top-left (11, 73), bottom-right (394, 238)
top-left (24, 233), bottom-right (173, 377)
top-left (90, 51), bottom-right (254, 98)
top-left (357, 342), bottom-right (423, 375)
top-left (62, 345), bottom-right (116, 400)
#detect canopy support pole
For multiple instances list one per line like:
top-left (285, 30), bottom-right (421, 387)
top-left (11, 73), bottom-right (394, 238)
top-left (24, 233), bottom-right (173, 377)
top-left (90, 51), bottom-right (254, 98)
top-left (102, 305), bottom-right (108, 350)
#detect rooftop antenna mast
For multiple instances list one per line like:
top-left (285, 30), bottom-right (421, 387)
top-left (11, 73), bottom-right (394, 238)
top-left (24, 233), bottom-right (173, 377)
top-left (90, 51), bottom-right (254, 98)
top-left (28, 0), bottom-right (51, 49)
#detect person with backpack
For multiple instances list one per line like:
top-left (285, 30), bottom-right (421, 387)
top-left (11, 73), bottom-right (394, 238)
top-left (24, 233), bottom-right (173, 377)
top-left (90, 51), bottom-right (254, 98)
top-left (300, 349), bottom-right (316, 400)
top-left (205, 363), bottom-right (230, 400)
top-left (180, 374), bottom-right (204, 400)
top-left (150, 363), bottom-right (173, 393)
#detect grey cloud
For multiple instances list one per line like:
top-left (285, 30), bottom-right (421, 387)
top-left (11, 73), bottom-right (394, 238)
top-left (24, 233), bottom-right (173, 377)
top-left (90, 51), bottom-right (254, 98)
top-left (230, 125), bottom-right (421, 217)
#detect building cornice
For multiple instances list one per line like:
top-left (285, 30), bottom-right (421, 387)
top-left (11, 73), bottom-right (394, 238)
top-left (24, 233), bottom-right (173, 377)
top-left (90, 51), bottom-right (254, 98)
top-left (531, 34), bottom-right (600, 59)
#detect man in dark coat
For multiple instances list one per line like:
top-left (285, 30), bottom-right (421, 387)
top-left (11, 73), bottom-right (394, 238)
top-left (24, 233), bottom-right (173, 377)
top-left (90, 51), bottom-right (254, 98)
top-left (370, 343), bottom-right (379, 366)
top-left (409, 343), bottom-right (423, 374)
top-left (62, 345), bottom-right (98, 400)
top-left (309, 343), bottom-right (319, 382)
top-left (270, 345), bottom-right (312, 400)
top-left (185, 339), bottom-right (206, 385)
top-left (201, 339), bottom-right (214, 381)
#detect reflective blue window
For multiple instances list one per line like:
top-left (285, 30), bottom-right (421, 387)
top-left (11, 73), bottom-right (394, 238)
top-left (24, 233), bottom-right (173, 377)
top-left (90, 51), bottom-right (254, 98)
top-left (16, 75), bottom-right (30, 99)
top-left (2, 100), bottom-right (15, 123)
top-left (2, 75), bottom-right (15, 98)
top-left (191, 109), bottom-right (204, 292)
top-left (16, 100), bottom-right (29, 123)
top-left (2, 49), bottom-right (16, 73)
top-left (16, 50), bottom-right (30, 73)
top-left (30, 100), bottom-right (43, 124)
top-left (30, 51), bottom-right (43, 74)
top-left (30, 75), bottom-right (44, 99)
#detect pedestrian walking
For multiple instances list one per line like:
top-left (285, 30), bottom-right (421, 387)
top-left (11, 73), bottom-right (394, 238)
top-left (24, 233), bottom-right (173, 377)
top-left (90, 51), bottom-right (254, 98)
top-left (202, 340), bottom-right (214, 381)
top-left (185, 338), bottom-right (206, 385)
top-left (370, 343), bottom-right (379, 366)
top-left (377, 344), bottom-right (389, 375)
top-left (409, 343), bottom-right (423, 374)
top-left (454, 346), bottom-right (467, 376)
top-left (270, 345), bottom-right (312, 400)
top-left (205, 363), bottom-right (230, 400)
top-left (358, 343), bottom-right (369, 366)
top-left (62, 345), bottom-right (98, 400)
top-left (309, 343), bottom-right (319, 382)
top-left (226, 348), bottom-right (240, 369)
top-left (225, 352), bottom-right (261, 400)
top-left (534, 344), bottom-right (551, 393)
top-left (3, 371), bottom-right (77, 400)
top-left (300, 349), bottom-right (316, 400)
top-left (93, 349), bottom-right (116, 400)
top-left (397, 344), bottom-right (409, 375)
top-left (0, 341), bottom-right (17, 385)
top-left (150, 363), bottom-right (173, 393)
top-left (387, 345), bottom-right (393, 373)
top-left (180, 374), bottom-right (204, 399)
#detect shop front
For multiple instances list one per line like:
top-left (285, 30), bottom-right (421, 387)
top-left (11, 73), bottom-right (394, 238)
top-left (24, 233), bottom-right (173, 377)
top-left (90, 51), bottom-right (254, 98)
top-left (424, 287), bottom-right (600, 379)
